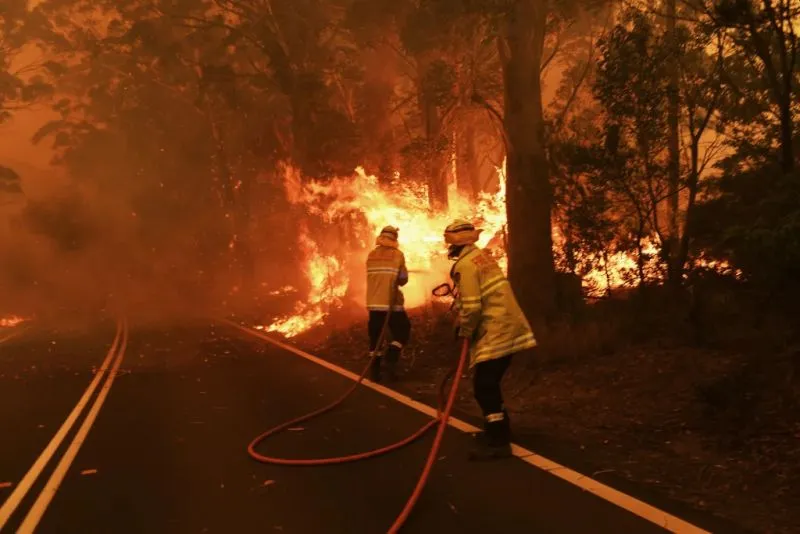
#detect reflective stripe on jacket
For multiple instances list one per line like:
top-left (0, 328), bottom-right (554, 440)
top-left (366, 246), bottom-right (407, 311)
top-left (451, 245), bottom-right (536, 367)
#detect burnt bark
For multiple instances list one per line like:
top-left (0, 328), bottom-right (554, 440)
top-left (499, 0), bottom-right (556, 325)
top-left (665, 0), bottom-right (681, 285)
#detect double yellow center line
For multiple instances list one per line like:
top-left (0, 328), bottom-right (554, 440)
top-left (0, 319), bottom-right (129, 533)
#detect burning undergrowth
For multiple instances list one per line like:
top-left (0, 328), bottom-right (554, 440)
top-left (256, 161), bottom-right (743, 339)
top-left (260, 164), bottom-right (508, 337)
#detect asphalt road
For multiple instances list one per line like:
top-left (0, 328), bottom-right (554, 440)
top-left (0, 321), bottom-right (678, 533)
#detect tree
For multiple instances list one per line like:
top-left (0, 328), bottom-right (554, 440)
top-left (401, 1), bottom-right (509, 209)
top-left (687, 0), bottom-right (799, 173)
top-left (345, 0), bottom-right (503, 208)
top-left (175, 0), bottom-right (364, 179)
top-left (664, 0), bottom-right (682, 284)
top-left (31, 0), bottom-right (277, 295)
top-left (345, 0), bottom-right (407, 178)
top-left (1, 0), bottom-right (54, 197)
top-left (496, 0), bottom-right (555, 323)
top-left (592, 9), bottom-right (674, 287)
top-left (675, 24), bottom-right (728, 278)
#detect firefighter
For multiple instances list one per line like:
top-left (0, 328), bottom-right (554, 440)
top-left (444, 219), bottom-right (537, 460)
top-left (366, 225), bottom-right (411, 382)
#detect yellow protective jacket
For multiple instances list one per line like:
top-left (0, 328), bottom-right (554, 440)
top-left (366, 244), bottom-right (408, 311)
top-left (451, 245), bottom-right (536, 367)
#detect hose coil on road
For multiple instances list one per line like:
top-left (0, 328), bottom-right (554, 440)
top-left (246, 280), bottom-right (469, 532)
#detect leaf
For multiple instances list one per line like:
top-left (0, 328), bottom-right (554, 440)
top-left (31, 119), bottom-right (67, 145)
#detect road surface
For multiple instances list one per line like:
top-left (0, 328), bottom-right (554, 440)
top-left (0, 320), bottom-right (709, 533)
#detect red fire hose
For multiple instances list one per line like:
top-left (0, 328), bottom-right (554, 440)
top-left (247, 338), bottom-right (470, 533)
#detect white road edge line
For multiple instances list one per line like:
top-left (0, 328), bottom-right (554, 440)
top-left (16, 319), bottom-right (129, 534)
top-left (0, 328), bottom-right (26, 345)
top-left (224, 320), bottom-right (710, 534)
top-left (0, 321), bottom-right (123, 531)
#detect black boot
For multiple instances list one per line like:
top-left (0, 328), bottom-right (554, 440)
top-left (370, 354), bottom-right (383, 383)
top-left (471, 409), bottom-right (510, 445)
top-left (470, 420), bottom-right (489, 444)
top-left (469, 413), bottom-right (512, 461)
top-left (471, 430), bottom-right (487, 443)
top-left (500, 408), bottom-right (512, 441)
top-left (384, 342), bottom-right (402, 382)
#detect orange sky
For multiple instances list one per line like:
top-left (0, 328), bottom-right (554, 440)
top-left (0, 42), bottom-right (57, 172)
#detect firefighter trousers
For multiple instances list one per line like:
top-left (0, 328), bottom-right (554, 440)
top-left (367, 310), bottom-right (411, 361)
top-left (473, 354), bottom-right (514, 445)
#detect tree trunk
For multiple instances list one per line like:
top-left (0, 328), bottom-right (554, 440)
top-left (455, 123), bottom-right (480, 200)
top-left (417, 55), bottom-right (448, 210)
top-left (204, 94), bottom-right (255, 299)
top-left (423, 96), bottom-right (448, 209)
top-left (235, 171), bottom-right (256, 297)
top-left (362, 45), bottom-right (397, 179)
top-left (778, 94), bottom-right (794, 173)
top-left (665, 0), bottom-right (681, 285)
top-left (676, 139), bottom-right (701, 277)
top-left (500, 0), bottom-right (555, 326)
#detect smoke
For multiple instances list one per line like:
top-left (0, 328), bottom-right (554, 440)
top-left (0, 160), bottom-right (289, 328)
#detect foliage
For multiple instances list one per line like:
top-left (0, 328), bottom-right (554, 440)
top-left (695, 162), bottom-right (800, 295)
top-left (549, 9), bottom-right (674, 291)
top-left (0, 0), bottom-right (54, 122)
top-left (1, 0), bottom-right (57, 197)
top-left (1, 0), bottom-right (798, 307)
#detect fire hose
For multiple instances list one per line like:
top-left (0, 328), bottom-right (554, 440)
top-left (246, 279), bottom-right (469, 533)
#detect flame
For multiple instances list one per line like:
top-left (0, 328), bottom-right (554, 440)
top-left (294, 166), bottom-right (505, 295)
top-left (0, 315), bottom-right (27, 328)
top-left (694, 254), bottom-right (743, 279)
top-left (264, 230), bottom-right (349, 337)
top-left (268, 285), bottom-right (297, 297)
top-left (259, 163), bottom-right (506, 337)
top-left (260, 159), bottom-right (737, 337)
top-left (579, 239), bottom-right (662, 296)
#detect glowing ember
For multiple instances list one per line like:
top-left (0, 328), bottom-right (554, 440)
top-left (268, 286), bottom-right (297, 297)
top-left (0, 315), bottom-right (26, 328)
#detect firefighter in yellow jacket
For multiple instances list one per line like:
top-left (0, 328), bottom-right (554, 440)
top-left (366, 225), bottom-right (411, 382)
top-left (445, 219), bottom-right (537, 460)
